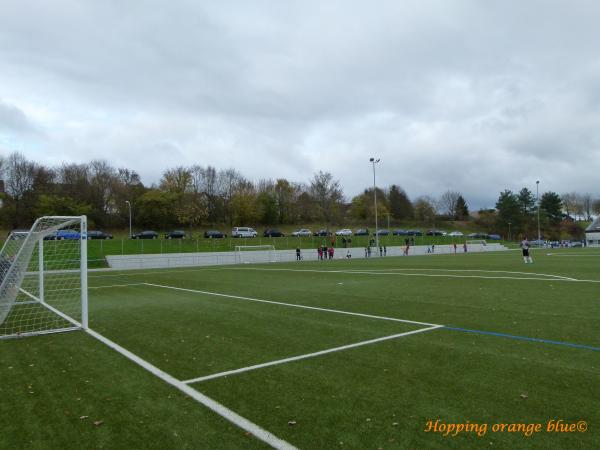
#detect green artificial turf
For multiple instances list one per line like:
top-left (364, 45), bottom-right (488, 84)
top-left (1, 247), bottom-right (599, 449)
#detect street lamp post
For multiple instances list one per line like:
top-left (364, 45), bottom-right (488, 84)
top-left (508, 221), bottom-right (511, 241)
top-left (536, 181), bottom-right (541, 244)
top-left (369, 158), bottom-right (381, 253)
top-left (125, 200), bottom-right (132, 238)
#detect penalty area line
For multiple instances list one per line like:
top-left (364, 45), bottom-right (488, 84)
top-left (143, 282), bottom-right (440, 327)
top-left (183, 325), bottom-right (443, 384)
top-left (85, 328), bottom-right (297, 450)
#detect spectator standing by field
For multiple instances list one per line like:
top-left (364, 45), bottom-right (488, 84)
top-left (521, 238), bottom-right (533, 264)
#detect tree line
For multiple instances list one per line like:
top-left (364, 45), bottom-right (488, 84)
top-left (0, 152), bottom-right (598, 238)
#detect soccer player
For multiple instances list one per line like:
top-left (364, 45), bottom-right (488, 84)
top-left (296, 247), bottom-right (301, 261)
top-left (521, 237), bottom-right (533, 264)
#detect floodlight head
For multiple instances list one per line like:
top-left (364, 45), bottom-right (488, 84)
top-left (369, 157), bottom-right (374, 162)
top-left (536, 180), bottom-right (539, 184)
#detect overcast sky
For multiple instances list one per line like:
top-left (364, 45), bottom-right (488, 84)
top-left (1, 0), bottom-right (599, 209)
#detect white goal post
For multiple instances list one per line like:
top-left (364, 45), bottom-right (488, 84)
top-left (466, 239), bottom-right (487, 250)
top-left (0, 216), bottom-right (88, 339)
top-left (234, 245), bottom-right (277, 264)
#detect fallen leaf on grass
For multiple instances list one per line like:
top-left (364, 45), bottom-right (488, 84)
top-left (93, 420), bottom-right (104, 426)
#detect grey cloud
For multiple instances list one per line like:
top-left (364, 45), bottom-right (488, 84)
top-left (1, 0), bottom-right (600, 210)
top-left (0, 99), bottom-right (39, 134)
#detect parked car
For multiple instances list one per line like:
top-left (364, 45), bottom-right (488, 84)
top-left (165, 230), bottom-right (186, 239)
top-left (530, 239), bottom-right (547, 246)
top-left (132, 231), bottom-right (159, 239)
top-left (204, 230), bottom-right (226, 238)
top-left (447, 231), bottom-right (464, 237)
top-left (426, 229), bottom-right (445, 236)
top-left (355, 228), bottom-right (369, 236)
top-left (88, 230), bottom-right (113, 240)
top-left (335, 229), bottom-right (353, 236)
top-left (406, 230), bottom-right (423, 236)
top-left (292, 228), bottom-right (312, 237)
top-left (45, 230), bottom-right (81, 240)
top-left (571, 241), bottom-right (583, 247)
top-left (263, 228), bottom-right (284, 237)
top-left (488, 234), bottom-right (501, 240)
top-left (392, 229), bottom-right (408, 236)
top-left (375, 229), bottom-right (390, 236)
top-left (231, 227), bottom-right (257, 238)
top-left (313, 229), bottom-right (330, 237)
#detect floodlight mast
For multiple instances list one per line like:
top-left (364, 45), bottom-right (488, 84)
top-left (125, 200), bottom-right (132, 238)
top-left (536, 180), bottom-right (541, 244)
top-left (370, 158), bottom-right (381, 252)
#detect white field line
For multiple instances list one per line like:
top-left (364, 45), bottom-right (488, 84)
top-left (16, 284), bottom-right (145, 295)
top-left (546, 253), bottom-right (600, 257)
top-left (46, 283), bottom-right (147, 293)
top-left (228, 267), bottom-right (600, 283)
top-left (143, 283), bottom-right (440, 327)
top-left (85, 328), bottom-right (297, 450)
top-left (183, 325), bottom-right (442, 384)
top-left (364, 268), bottom-right (577, 281)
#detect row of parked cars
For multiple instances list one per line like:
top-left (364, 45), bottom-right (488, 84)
top-left (34, 227), bottom-right (500, 241)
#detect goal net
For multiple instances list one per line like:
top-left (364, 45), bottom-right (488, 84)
top-left (0, 216), bottom-right (88, 339)
top-left (466, 240), bottom-right (487, 251)
top-left (234, 245), bottom-right (277, 264)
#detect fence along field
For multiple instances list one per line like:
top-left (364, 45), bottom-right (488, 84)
top-left (1, 221), bottom-right (599, 449)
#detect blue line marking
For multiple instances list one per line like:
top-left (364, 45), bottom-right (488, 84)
top-left (444, 326), bottom-right (600, 352)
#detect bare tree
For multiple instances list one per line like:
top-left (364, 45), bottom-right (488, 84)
top-left (439, 190), bottom-right (461, 217)
top-left (309, 171), bottom-right (344, 224)
top-left (581, 193), bottom-right (594, 221)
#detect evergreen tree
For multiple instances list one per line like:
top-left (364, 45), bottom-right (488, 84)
top-left (495, 190), bottom-right (520, 233)
top-left (540, 192), bottom-right (563, 226)
top-left (454, 195), bottom-right (469, 220)
top-left (388, 185), bottom-right (413, 220)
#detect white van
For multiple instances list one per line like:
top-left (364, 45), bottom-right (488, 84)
top-left (231, 227), bottom-right (257, 238)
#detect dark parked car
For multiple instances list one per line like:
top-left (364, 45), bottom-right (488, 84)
top-left (488, 234), bottom-right (501, 240)
top-left (426, 230), bottom-right (444, 236)
top-left (406, 230), bottom-right (423, 236)
top-left (132, 231), bottom-right (159, 239)
top-left (375, 229), bottom-right (390, 236)
top-left (204, 230), bottom-right (226, 238)
top-left (165, 230), bottom-right (186, 239)
top-left (263, 229), bottom-right (285, 237)
top-left (392, 229), bottom-right (408, 236)
top-left (355, 228), bottom-right (369, 236)
top-left (313, 229), bottom-right (330, 237)
top-left (88, 230), bottom-right (113, 240)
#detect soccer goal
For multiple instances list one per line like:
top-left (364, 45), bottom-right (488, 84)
top-left (234, 245), bottom-right (277, 264)
top-left (0, 216), bottom-right (88, 339)
top-left (466, 240), bottom-right (487, 251)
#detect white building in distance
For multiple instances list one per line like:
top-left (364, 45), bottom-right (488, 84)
top-left (585, 217), bottom-right (600, 247)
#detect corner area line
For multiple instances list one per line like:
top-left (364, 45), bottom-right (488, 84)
top-left (183, 325), bottom-right (443, 385)
top-left (85, 328), bottom-right (297, 450)
top-left (143, 282), bottom-right (440, 327)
